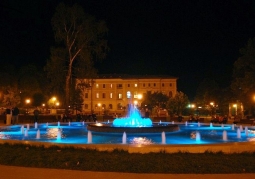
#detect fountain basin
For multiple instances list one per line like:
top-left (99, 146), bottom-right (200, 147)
top-left (87, 123), bottom-right (180, 133)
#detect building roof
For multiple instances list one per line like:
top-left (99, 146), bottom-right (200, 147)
top-left (97, 74), bottom-right (178, 79)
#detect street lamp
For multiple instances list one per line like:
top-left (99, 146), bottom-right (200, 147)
top-left (233, 104), bottom-right (237, 115)
top-left (98, 103), bottom-right (101, 115)
top-left (52, 97), bottom-right (56, 107)
top-left (137, 94), bottom-right (142, 100)
top-left (42, 103), bottom-right (45, 113)
top-left (137, 94), bottom-right (143, 107)
top-left (25, 99), bottom-right (30, 115)
top-left (210, 102), bottom-right (215, 115)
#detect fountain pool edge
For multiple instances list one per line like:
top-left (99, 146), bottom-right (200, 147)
top-left (1, 139), bottom-right (255, 154)
top-left (87, 123), bottom-right (179, 133)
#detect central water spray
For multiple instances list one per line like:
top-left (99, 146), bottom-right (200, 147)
top-left (112, 104), bottom-right (152, 127)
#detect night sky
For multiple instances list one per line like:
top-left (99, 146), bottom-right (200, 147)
top-left (1, 0), bottom-right (255, 100)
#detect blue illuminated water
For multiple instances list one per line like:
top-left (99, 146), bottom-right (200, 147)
top-left (113, 105), bottom-right (152, 127)
top-left (1, 122), bottom-right (255, 145)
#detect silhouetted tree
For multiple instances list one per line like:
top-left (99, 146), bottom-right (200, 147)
top-left (167, 91), bottom-right (189, 116)
top-left (141, 91), bottom-right (169, 110)
top-left (194, 78), bottom-right (220, 107)
top-left (46, 3), bottom-right (108, 107)
top-left (231, 38), bottom-right (255, 114)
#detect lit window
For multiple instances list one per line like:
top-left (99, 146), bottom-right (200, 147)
top-left (118, 93), bottom-right (122, 99)
top-left (133, 91), bottom-right (138, 98)
top-left (110, 84), bottom-right (113, 88)
top-left (134, 84), bottom-right (137, 87)
top-left (96, 84), bottom-right (99, 88)
top-left (96, 93), bottom-right (99, 98)
top-left (127, 91), bottom-right (131, 98)
top-left (110, 93), bottom-right (113, 98)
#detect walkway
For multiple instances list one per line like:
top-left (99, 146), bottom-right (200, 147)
top-left (1, 165), bottom-right (255, 179)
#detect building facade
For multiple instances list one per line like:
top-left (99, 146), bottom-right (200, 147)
top-left (77, 74), bottom-right (178, 115)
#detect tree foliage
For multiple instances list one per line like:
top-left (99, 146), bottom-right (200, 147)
top-left (167, 91), bottom-right (189, 116)
top-left (46, 2), bottom-right (108, 106)
top-left (141, 91), bottom-right (169, 110)
top-left (231, 38), bottom-right (255, 113)
top-left (194, 78), bottom-right (220, 107)
top-left (1, 86), bottom-right (21, 106)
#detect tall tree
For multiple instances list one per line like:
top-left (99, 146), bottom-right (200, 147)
top-left (47, 3), bottom-right (108, 106)
top-left (231, 38), bottom-right (255, 114)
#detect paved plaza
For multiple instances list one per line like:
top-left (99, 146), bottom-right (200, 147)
top-left (1, 165), bottom-right (255, 179)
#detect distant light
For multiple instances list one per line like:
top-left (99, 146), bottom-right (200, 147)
top-left (188, 104), bottom-right (195, 108)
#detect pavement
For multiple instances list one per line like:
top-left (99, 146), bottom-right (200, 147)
top-left (1, 165), bottom-right (255, 179)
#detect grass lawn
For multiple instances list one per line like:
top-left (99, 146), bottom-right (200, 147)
top-left (1, 143), bottom-right (255, 174)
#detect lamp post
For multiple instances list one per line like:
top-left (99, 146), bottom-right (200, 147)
top-left (210, 102), bottom-right (214, 115)
top-left (98, 103), bottom-right (101, 115)
top-left (25, 99), bottom-right (30, 115)
top-left (42, 103), bottom-right (45, 113)
top-left (52, 97), bottom-right (56, 108)
top-left (233, 104), bottom-right (237, 116)
top-left (137, 94), bottom-right (143, 106)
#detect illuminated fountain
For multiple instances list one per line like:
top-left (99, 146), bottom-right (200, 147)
top-left (87, 104), bottom-right (179, 133)
top-left (0, 99), bottom-right (255, 147)
top-left (0, 120), bottom-right (255, 147)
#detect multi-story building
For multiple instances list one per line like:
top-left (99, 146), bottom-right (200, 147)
top-left (77, 74), bottom-right (178, 115)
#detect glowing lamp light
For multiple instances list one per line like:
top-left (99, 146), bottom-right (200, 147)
top-left (188, 104), bottom-right (195, 108)
top-left (137, 94), bottom-right (142, 100)
top-left (25, 99), bottom-right (30, 104)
